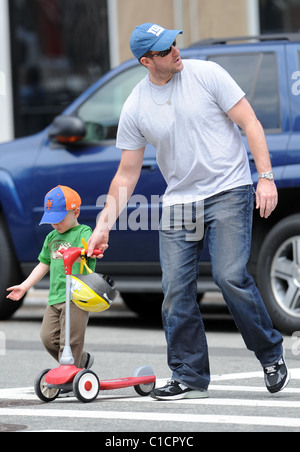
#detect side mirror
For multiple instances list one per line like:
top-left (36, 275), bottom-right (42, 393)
top-left (48, 116), bottom-right (86, 144)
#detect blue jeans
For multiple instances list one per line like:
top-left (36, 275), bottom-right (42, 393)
top-left (159, 185), bottom-right (283, 390)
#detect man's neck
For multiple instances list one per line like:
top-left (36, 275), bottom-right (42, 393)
top-left (149, 73), bottom-right (173, 86)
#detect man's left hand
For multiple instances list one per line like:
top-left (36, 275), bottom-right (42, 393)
top-left (256, 179), bottom-right (278, 219)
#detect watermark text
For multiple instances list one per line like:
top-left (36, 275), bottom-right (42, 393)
top-left (291, 331), bottom-right (300, 356)
top-left (96, 190), bottom-right (204, 241)
top-left (292, 71), bottom-right (300, 96)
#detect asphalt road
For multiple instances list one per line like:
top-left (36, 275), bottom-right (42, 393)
top-left (0, 290), bottom-right (300, 434)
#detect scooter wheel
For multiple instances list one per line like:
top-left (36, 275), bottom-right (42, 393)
top-left (134, 381), bottom-right (156, 396)
top-left (34, 369), bottom-right (60, 403)
top-left (73, 369), bottom-right (100, 403)
top-left (132, 365), bottom-right (156, 397)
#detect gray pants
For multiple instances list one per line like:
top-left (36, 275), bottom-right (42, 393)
top-left (40, 302), bottom-right (89, 368)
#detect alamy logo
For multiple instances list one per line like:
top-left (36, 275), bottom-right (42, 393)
top-left (147, 25), bottom-right (165, 37)
top-left (0, 71), bottom-right (5, 96)
top-left (292, 71), bottom-right (300, 96)
top-left (291, 331), bottom-right (300, 356)
top-left (96, 189), bottom-right (204, 242)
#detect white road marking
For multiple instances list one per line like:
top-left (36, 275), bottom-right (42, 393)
top-left (1, 369), bottom-right (300, 429)
top-left (0, 408), bottom-right (300, 428)
top-left (0, 387), bottom-right (34, 400)
top-left (212, 371), bottom-right (263, 381)
top-left (2, 387), bottom-right (300, 409)
top-left (210, 385), bottom-right (300, 394)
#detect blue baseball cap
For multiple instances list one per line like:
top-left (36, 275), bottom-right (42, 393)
top-left (130, 23), bottom-right (183, 60)
top-left (40, 185), bottom-right (81, 225)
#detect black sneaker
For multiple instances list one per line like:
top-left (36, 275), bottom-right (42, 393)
top-left (150, 380), bottom-right (209, 401)
top-left (263, 356), bottom-right (291, 394)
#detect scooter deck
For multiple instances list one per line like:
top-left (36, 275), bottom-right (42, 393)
top-left (45, 365), bottom-right (82, 385)
top-left (100, 375), bottom-right (156, 390)
top-left (45, 365), bottom-right (155, 389)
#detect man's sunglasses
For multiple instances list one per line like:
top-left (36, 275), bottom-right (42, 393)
top-left (151, 40), bottom-right (177, 58)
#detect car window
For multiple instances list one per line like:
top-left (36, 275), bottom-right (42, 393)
top-left (207, 53), bottom-right (280, 132)
top-left (77, 64), bottom-right (147, 142)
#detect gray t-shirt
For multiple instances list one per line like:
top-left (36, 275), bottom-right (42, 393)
top-left (116, 59), bottom-right (252, 207)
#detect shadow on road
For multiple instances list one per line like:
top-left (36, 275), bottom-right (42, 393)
top-left (11, 293), bottom-right (238, 333)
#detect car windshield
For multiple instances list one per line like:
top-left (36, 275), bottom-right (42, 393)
top-left (77, 64), bottom-right (147, 141)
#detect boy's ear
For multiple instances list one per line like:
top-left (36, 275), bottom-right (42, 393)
top-left (74, 207), bottom-right (80, 218)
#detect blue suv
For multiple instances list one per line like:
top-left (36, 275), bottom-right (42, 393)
top-left (0, 33), bottom-right (299, 334)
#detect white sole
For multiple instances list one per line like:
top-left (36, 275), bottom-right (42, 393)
top-left (278, 370), bottom-right (291, 393)
top-left (152, 390), bottom-right (209, 401)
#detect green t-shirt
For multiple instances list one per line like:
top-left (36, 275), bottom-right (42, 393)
top-left (38, 224), bottom-right (96, 305)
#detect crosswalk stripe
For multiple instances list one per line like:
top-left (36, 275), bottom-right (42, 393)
top-left (210, 384), bottom-right (300, 394)
top-left (0, 408), bottom-right (300, 428)
top-left (1, 388), bottom-right (300, 409)
top-left (1, 369), bottom-right (299, 429)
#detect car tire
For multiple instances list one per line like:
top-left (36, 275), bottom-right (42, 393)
top-left (0, 215), bottom-right (25, 319)
top-left (257, 214), bottom-right (300, 335)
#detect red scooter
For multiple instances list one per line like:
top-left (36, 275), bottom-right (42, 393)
top-left (34, 247), bottom-right (156, 403)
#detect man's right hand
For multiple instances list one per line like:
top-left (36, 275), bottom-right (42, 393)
top-left (87, 229), bottom-right (109, 258)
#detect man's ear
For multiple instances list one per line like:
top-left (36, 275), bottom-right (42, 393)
top-left (140, 56), bottom-right (152, 69)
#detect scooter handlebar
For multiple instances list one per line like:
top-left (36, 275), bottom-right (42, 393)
top-left (62, 247), bottom-right (102, 275)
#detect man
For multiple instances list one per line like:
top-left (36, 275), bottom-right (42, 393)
top-left (88, 23), bottom-right (290, 400)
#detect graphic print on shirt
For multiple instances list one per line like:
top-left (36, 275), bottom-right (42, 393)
top-left (48, 240), bottom-right (72, 260)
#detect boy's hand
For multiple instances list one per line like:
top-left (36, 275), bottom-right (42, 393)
top-left (6, 285), bottom-right (27, 301)
top-left (56, 245), bottom-right (69, 259)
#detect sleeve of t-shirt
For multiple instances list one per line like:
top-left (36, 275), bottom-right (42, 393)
top-left (207, 62), bottom-right (246, 113)
top-left (116, 90), bottom-right (147, 151)
top-left (38, 234), bottom-right (51, 266)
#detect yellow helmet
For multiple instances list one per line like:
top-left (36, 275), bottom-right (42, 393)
top-left (70, 273), bottom-right (117, 313)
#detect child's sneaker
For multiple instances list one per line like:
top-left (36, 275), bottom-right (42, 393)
top-left (80, 352), bottom-right (94, 370)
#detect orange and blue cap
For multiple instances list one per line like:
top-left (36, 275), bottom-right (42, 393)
top-left (40, 185), bottom-right (81, 225)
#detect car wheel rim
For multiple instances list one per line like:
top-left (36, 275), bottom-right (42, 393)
top-left (271, 236), bottom-right (300, 318)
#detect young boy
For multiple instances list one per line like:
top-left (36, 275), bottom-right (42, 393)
top-left (6, 185), bottom-right (96, 369)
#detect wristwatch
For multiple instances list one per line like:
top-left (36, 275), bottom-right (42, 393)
top-left (259, 171), bottom-right (274, 181)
